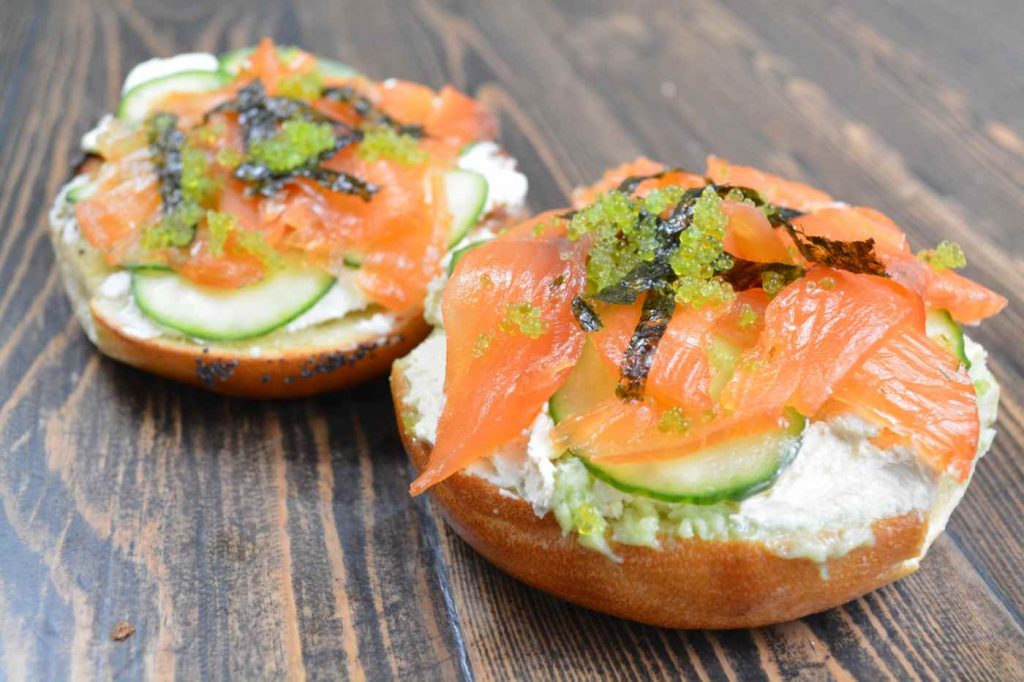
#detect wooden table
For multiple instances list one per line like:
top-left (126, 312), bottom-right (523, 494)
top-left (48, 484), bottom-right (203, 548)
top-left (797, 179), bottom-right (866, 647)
top-left (1, 0), bottom-right (1021, 678)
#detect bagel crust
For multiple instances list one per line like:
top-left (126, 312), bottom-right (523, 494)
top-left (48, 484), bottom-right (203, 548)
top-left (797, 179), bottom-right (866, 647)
top-left (91, 302), bottom-right (429, 398)
top-left (391, 366), bottom-right (929, 629)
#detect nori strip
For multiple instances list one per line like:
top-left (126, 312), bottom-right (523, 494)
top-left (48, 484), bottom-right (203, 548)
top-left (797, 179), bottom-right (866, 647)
top-left (571, 296), bottom-right (603, 332)
top-left (68, 151), bottom-right (101, 181)
top-left (613, 167), bottom-right (690, 195)
top-left (590, 259), bottom-right (674, 305)
top-left (148, 113), bottom-right (187, 211)
top-left (706, 184), bottom-right (886, 276)
top-left (721, 259), bottom-right (804, 291)
top-left (615, 289), bottom-right (675, 401)
top-left (785, 232), bottom-right (886, 276)
top-left (322, 86), bottom-right (425, 138)
top-left (205, 81), bottom-right (377, 200)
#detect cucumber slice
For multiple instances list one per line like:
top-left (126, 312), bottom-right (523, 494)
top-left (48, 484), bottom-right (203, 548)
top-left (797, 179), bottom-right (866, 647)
top-left (218, 48), bottom-right (253, 77)
top-left (447, 239), bottom-right (490, 275)
top-left (219, 47), bottom-right (357, 79)
top-left (444, 169), bottom-right (488, 247)
top-left (550, 340), bottom-right (805, 504)
top-left (123, 262), bottom-right (172, 273)
top-left (118, 71), bottom-right (228, 122)
top-left (581, 411), bottom-right (805, 505)
top-left (549, 339), bottom-right (618, 423)
top-left (926, 308), bottom-right (970, 369)
top-left (132, 268), bottom-right (335, 341)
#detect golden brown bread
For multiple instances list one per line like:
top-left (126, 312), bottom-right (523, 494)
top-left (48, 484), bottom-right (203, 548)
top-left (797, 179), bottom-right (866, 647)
top-left (91, 302), bottom-right (429, 398)
top-left (391, 363), bottom-right (929, 629)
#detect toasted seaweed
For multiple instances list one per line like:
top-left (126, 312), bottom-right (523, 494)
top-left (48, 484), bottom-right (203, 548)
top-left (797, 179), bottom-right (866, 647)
top-left (615, 290), bottom-right (675, 401)
top-left (205, 81), bottom-right (378, 200)
top-left (148, 113), bottom-right (187, 211)
top-left (571, 296), bottom-right (603, 332)
top-left (613, 167), bottom-right (686, 195)
top-left (785, 232), bottom-right (886, 276)
top-left (721, 259), bottom-right (804, 291)
top-left (708, 184), bottom-right (887, 276)
top-left (68, 151), bottom-right (101, 180)
top-left (590, 259), bottom-right (674, 305)
top-left (321, 86), bottom-right (425, 138)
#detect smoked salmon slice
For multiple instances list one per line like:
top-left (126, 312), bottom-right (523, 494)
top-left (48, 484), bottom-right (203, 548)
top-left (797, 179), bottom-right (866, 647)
top-left (590, 290), bottom-right (767, 412)
top-left (410, 235), bottom-right (588, 494)
top-left (819, 323), bottom-right (979, 481)
top-left (706, 155), bottom-right (834, 212)
top-left (571, 157), bottom-right (705, 208)
top-left (721, 268), bottom-right (925, 417)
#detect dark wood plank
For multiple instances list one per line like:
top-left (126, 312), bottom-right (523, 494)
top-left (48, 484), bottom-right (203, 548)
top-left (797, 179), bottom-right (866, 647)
top-left (0, 0), bottom-right (1021, 679)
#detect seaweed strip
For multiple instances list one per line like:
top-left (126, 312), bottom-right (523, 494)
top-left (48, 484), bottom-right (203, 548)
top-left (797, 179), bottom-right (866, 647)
top-left (321, 86), bottom-right (425, 137)
top-left (721, 259), bottom-right (804, 291)
top-left (148, 113), bottom-right (187, 211)
top-left (616, 290), bottom-right (675, 401)
top-left (571, 296), bottom-right (603, 332)
top-left (207, 81), bottom-right (376, 200)
top-left (786, 232), bottom-right (886, 276)
top-left (707, 184), bottom-right (886, 276)
top-left (614, 166), bottom-right (687, 194)
top-left (590, 259), bottom-right (674, 305)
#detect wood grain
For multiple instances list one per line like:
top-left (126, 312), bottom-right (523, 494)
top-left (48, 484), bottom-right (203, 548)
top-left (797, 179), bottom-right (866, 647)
top-left (0, 0), bottom-right (1021, 678)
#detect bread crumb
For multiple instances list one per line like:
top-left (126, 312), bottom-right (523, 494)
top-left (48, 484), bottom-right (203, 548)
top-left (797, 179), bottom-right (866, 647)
top-left (110, 621), bottom-right (135, 642)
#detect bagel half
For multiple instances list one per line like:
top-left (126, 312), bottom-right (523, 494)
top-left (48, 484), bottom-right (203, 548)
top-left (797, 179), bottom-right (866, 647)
top-left (51, 179), bottom-right (529, 398)
top-left (393, 360), bottom-right (947, 630)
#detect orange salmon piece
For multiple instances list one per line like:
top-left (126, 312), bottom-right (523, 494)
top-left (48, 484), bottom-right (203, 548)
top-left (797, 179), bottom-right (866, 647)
top-left (820, 323), bottom-right (979, 481)
top-left (721, 200), bottom-right (793, 263)
top-left (572, 157), bottom-right (705, 208)
top-left (411, 237), bottom-right (588, 494)
top-left (706, 155), bottom-right (834, 212)
top-left (552, 397), bottom-right (788, 464)
top-left (721, 269), bottom-right (925, 417)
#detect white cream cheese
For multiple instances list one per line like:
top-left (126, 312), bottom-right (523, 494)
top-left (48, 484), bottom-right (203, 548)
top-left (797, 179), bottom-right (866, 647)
top-left (400, 331), bottom-right (447, 443)
top-left (283, 274), bottom-right (368, 333)
top-left (458, 141), bottom-right (528, 215)
top-left (398, 328), bottom-right (1000, 563)
top-left (465, 406), bottom-right (558, 517)
top-left (95, 272), bottom-right (165, 340)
